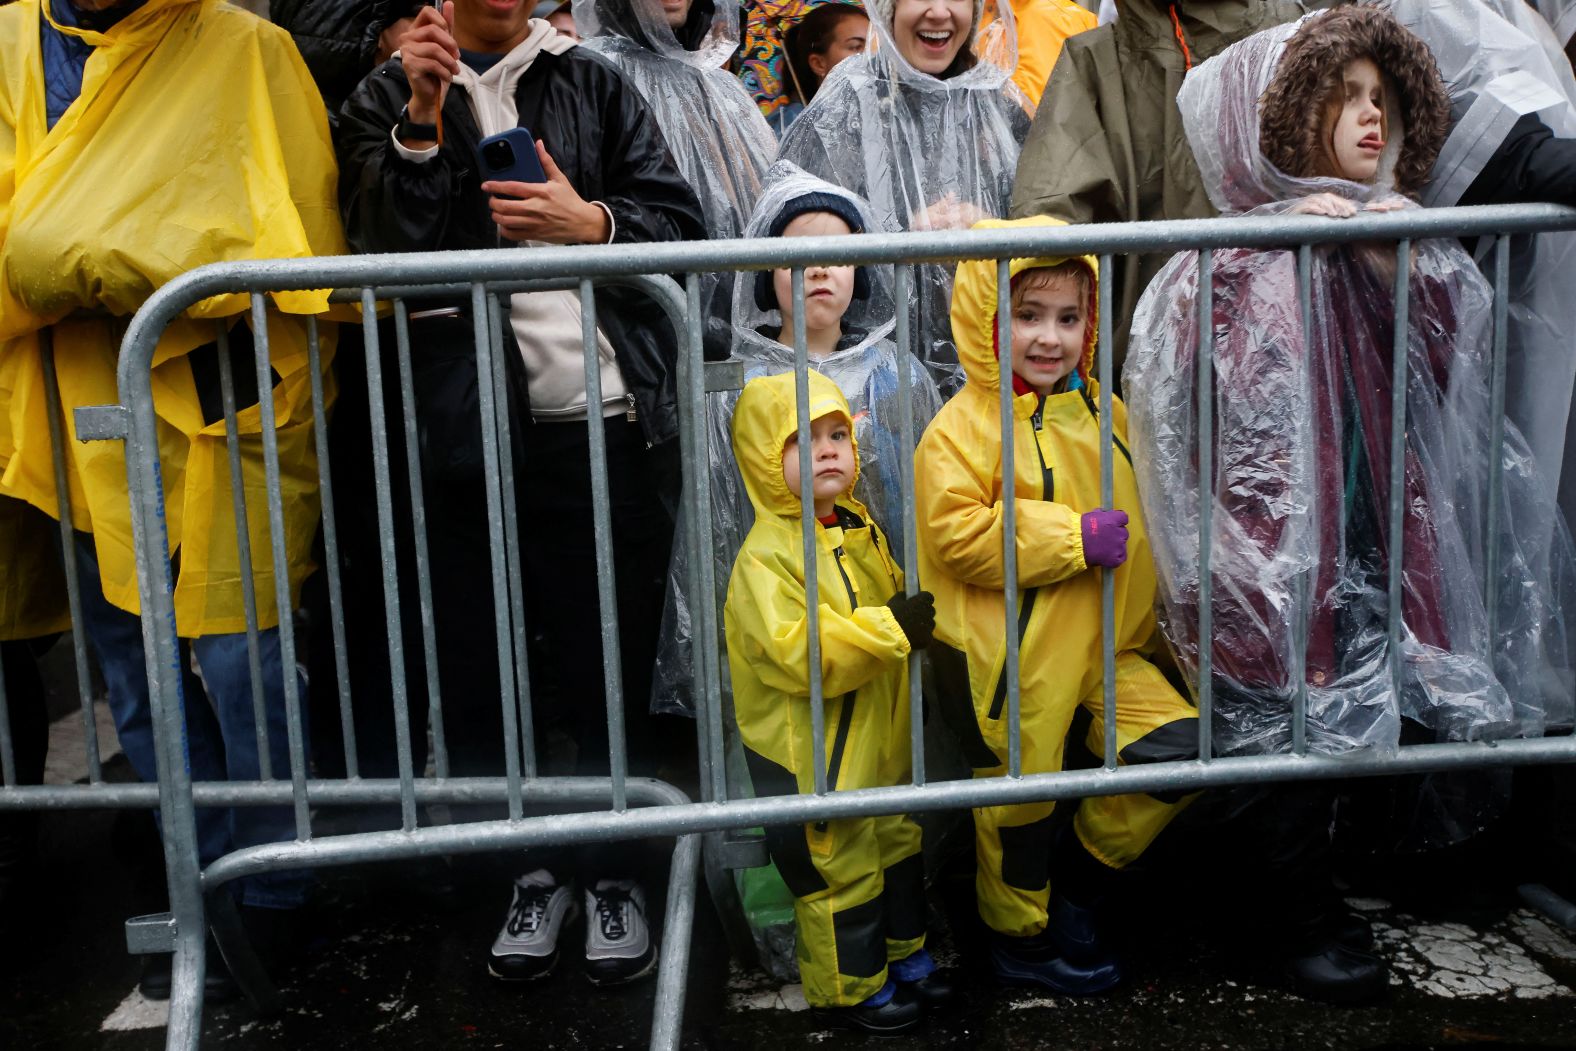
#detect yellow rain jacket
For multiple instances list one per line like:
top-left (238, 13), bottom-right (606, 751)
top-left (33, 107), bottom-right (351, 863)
top-left (989, 0), bottom-right (1099, 108)
top-left (0, 0), bottom-right (345, 636)
top-left (724, 370), bottom-right (925, 1007)
top-left (915, 216), bottom-right (1196, 939)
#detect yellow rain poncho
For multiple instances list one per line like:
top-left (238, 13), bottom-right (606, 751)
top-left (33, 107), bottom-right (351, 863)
top-left (724, 370), bottom-right (924, 1007)
top-left (0, 0), bottom-right (346, 636)
top-left (915, 217), bottom-right (1195, 939)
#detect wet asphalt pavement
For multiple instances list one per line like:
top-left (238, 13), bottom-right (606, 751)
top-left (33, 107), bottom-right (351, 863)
top-left (4, 651), bottom-right (1576, 1050)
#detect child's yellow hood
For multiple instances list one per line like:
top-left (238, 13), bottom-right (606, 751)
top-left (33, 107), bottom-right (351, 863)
top-left (950, 216), bottom-right (1101, 396)
top-left (731, 371), bottom-right (864, 521)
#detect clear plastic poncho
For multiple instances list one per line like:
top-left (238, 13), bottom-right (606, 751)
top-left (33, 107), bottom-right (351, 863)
top-left (1125, 17), bottom-right (1576, 762)
top-left (1529, 0), bottom-right (1576, 45)
top-left (1389, 0), bottom-right (1576, 513)
top-left (574, 0), bottom-right (779, 354)
top-left (651, 163), bottom-right (940, 721)
top-left (776, 0), bottom-right (1033, 394)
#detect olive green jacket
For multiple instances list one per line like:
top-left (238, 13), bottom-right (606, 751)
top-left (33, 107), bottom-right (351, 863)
top-left (1009, 0), bottom-right (1315, 370)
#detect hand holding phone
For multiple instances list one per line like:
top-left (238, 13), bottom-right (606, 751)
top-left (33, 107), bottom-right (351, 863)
top-left (476, 128), bottom-right (549, 194)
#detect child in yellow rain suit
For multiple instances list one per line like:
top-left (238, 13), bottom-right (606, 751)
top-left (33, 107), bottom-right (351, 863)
top-left (916, 215), bottom-right (1198, 993)
top-left (725, 370), bottom-right (947, 1034)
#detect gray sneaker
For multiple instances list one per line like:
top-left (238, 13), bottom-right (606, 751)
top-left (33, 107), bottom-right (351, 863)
top-left (488, 869), bottom-right (578, 981)
top-left (583, 879), bottom-right (657, 986)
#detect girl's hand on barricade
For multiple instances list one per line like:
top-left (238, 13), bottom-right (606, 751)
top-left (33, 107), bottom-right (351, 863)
top-left (485, 141), bottom-right (612, 245)
top-left (1080, 509), bottom-right (1129, 569)
top-left (1364, 196), bottom-right (1409, 213)
top-left (1287, 193), bottom-right (1358, 218)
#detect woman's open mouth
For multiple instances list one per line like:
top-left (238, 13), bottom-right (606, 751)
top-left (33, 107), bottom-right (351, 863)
top-left (916, 29), bottom-right (955, 54)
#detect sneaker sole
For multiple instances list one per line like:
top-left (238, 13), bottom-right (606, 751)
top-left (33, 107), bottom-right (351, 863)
top-left (488, 948), bottom-right (561, 983)
top-left (809, 1007), bottom-right (923, 1036)
top-left (584, 942), bottom-right (658, 987)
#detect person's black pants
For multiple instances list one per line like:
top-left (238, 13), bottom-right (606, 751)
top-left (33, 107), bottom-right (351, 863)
top-left (0, 639), bottom-right (51, 907)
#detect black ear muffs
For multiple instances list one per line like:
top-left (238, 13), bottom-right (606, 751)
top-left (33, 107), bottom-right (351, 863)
top-left (754, 265), bottom-right (871, 313)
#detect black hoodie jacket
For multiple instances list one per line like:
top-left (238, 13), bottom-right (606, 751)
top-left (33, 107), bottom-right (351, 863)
top-left (336, 46), bottom-right (708, 447)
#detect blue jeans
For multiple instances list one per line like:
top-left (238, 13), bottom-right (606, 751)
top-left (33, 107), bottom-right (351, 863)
top-left (73, 533), bottom-right (311, 909)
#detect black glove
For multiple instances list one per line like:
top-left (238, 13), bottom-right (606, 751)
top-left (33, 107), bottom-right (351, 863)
top-left (885, 590), bottom-right (936, 650)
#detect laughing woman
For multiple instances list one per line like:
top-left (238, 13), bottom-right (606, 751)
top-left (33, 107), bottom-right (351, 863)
top-left (776, 0), bottom-right (1032, 395)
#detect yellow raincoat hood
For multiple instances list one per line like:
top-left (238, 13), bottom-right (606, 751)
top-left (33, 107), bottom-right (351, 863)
top-left (0, 0), bottom-right (346, 634)
top-left (731, 370), bottom-right (863, 521)
top-left (951, 216), bottom-right (1099, 399)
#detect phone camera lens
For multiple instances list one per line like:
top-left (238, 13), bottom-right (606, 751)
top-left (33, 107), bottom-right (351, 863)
top-left (483, 141), bottom-right (515, 169)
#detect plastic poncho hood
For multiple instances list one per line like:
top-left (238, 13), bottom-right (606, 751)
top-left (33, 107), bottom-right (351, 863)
top-left (776, 0), bottom-right (1031, 393)
top-left (732, 370), bottom-right (862, 521)
top-left (1126, 10), bottom-right (1576, 767)
top-left (1387, 0), bottom-right (1576, 507)
top-left (575, 0), bottom-right (737, 66)
top-left (951, 216), bottom-right (1098, 396)
top-left (1180, 6), bottom-right (1450, 215)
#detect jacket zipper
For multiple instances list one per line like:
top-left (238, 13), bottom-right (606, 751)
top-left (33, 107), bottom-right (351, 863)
top-left (1079, 388), bottom-right (1134, 468)
top-left (987, 405), bottom-right (1052, 720)
top-left (817, 542), bottom-right (859, 827)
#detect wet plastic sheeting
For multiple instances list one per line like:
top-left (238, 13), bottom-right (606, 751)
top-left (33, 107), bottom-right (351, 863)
top-left (651, 164), bottom-right (940, 718)
top-left (1126, 19), bottom-right (1576, 763)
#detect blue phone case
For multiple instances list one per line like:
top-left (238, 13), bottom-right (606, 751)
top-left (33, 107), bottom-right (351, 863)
top-left (476, 127), bottom-right (547, 185)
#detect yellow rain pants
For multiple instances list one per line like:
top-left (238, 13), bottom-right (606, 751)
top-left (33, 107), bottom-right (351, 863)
top-left (916, 218), bottom-right (1198, 940)
top-left (726, 371), bottom-right (925, 1006)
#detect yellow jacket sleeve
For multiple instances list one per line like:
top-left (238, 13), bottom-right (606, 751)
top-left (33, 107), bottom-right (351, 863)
top-left (918, 422), bottom-right (1087, 590)
top-left (730, 547), bottom-right (912, 698)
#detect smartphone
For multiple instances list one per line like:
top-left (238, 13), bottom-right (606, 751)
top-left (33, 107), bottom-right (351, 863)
top-left (476, 128), bottom-right (547, 188)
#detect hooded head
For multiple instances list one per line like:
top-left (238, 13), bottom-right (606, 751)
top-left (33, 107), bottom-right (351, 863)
top-left (1179, 5), bottom-right (1450, 212)
top-left (863, 0), bottom-right (1016, 93)
top-left (572, 0), bottom-right (738, 67)
top-left (949, 216), bottom-right (1100, 397)
top-left (735, 163), bottom-right (896, 362)
top-left (731, 371), bottom-right (862, 520)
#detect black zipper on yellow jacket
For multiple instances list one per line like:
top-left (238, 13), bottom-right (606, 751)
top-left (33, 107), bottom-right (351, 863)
top-left (988, 399), bottom-right (1052, 720)
top-left (816, 529), bottom-right (861, 828)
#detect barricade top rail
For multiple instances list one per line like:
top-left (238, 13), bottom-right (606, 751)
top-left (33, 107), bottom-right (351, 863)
top-left (115, 203), bottom-right (1576, 392)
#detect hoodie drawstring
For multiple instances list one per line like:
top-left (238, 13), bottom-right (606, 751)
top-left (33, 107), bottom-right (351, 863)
top-left (1168, 4), bottom-right (1194, 70)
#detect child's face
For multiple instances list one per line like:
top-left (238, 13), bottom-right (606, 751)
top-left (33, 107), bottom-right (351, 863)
top-left (1329, 57), bottom-right (1387, 183)
top-left (772, 212), bottom-right (857, 335)
top-left (781, 411), bottom-right (855, 516)
top-left (1010, 273), bottom-right (1087, 395)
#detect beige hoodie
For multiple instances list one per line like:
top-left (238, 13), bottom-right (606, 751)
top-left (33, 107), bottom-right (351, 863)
top-left (394, 20), bottom-right (630, 421)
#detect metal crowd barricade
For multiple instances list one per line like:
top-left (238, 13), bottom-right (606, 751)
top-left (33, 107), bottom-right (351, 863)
top-left (42, 202), bottom-right (1576, 1051)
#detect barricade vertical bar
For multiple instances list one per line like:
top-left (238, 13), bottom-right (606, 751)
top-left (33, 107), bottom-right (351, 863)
top-left (485, 296), bottom-right (537, 782)
top-left (251, 295), bottom-right (311, 838)
top-left (1387, 242), bottom-right (1411, 708)
top-left (579, 279), bottom-right (629, 813)
top-left (214, 321), bottom-right (273, 781)
top-left (998, 257), bottom-right (1021, 779)
top-left (1484, 236), bottom-right (1510, 637)
top-left (118, 308), bottom-right (210, 1051)
top-left (894, 265), bottom-right (925, 787)
top-left (793, 269), bottom-right (829, 796)
top-left (307, 315), bottom-right (359, 778)
top-left (356, 291), bottom-right (418, 832)
top-left (471, 284), bottom-right (524, 819)
top-left (38, 331), bottom-right (103, 784)
top-left (393, 301), bottom-right (449, 778)
top-left (682, 272), bottom-right (725, 805)
top-left (1098, 255), bottom-right (1118, 772)
top-left (0, 646), bottom-right (13, 786)
top-left (1293, 244), bottom-right (1313, 757)
top-left (1196, 249), bottom-right (1215, 763)
top-left (648, 833), bottom-right (701, 1051)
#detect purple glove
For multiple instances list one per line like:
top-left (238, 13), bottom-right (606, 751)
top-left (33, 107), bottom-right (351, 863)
top-left (1080, 510), bottom-right (1129, 569)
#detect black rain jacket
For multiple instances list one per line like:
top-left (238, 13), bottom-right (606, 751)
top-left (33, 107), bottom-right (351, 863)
top-left (271, 0), bottom-right (425, 119)
top-left (336, 47), bottom-right (708, 448)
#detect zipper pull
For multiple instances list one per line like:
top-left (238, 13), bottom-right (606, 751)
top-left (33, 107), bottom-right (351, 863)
top-left (624, 392), bottom-right (638, 423)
